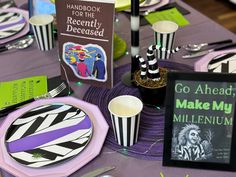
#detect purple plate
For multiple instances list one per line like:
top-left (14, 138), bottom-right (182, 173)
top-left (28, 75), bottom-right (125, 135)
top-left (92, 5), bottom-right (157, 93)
top-left (0, 8), bottom-right (29, 44)
top-left (5, 102), bottom-right (93, 168)
top-left (0, 12), bottom-right (26, 39)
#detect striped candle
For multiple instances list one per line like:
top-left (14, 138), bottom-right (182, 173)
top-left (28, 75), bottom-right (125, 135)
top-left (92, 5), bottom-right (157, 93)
top-left (153, 20), bottom-right (178, 60)
top-left (29, 14), bottom-right (54, 51)
top-left (108, 95), bottom-right (143, 147)
top-left (136, 55), bottom-right (147, 79)
top-left (147, 45), bottom-right (160, 81)
top-left (131, 0), bottom-right (140, 77)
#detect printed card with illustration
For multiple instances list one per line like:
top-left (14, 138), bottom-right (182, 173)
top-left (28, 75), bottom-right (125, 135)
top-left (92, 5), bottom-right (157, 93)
top-left (163, 72), bottom-right (236, 171)
top-left (55, 0), bottom-right (115, 88)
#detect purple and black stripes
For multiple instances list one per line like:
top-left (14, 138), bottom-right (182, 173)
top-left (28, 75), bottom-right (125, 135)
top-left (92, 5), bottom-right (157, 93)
top-left (111, 113), bottom-right (140, 147)
top-left (131, 0), bottom-right (140, 75)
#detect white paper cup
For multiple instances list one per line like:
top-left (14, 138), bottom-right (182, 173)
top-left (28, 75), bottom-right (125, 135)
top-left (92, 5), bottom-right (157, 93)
top-left (152, 20), bottom-right (178, 60)
top-left (108, 95), bottom-right (143, 146)
top-left (29, 14), bottom-right (54, 51)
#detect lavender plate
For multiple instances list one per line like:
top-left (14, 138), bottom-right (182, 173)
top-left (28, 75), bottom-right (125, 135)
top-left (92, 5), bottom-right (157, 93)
top-left (0, 11), bottom-right (26, 39)
top-left (0, 97), bottom-right (108, 177)
top-left (5, 102), bottom-right (93, 168)
top-left (0, 8), bottom-right (29, 45)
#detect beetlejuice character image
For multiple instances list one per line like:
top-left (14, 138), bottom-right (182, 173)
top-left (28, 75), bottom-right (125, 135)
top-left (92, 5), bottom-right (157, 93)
top-left (174, 124), bottom-right (206, 161)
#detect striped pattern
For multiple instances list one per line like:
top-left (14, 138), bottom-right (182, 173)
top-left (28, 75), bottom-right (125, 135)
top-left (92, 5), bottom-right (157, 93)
top-left (32, 22), bottom-right (54, 51)
top-left (5, 103), bottom-right (92, 168)
top-left (146, 45), bottom-right (161, 80)
top-left (0, 12), bottom-right (26, 39)
top-left (110, 113), bottom-right (140, 147)
top-left (131, 0), bottom-right (140, 76)
top-left (154, 30), bottom-right (176, 60)
top-left (136, 55), bottom-right (147, 79)
top-left (208, 53), bottom-right (236, 73)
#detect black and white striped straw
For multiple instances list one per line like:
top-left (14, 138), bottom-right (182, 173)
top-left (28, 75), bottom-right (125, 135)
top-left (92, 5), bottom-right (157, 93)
top-left (136, 55), bottom-right (147, 79)
top-left (146, 45), bottom-right (161, 81)
top-left (131, 0), bottom-right (140, 77)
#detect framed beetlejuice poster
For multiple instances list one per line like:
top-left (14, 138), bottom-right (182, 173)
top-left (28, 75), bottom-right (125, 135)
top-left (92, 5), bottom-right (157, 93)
top-left (55, 0), bottom-right (115, 88)
top-left (163, 71), bottom-right (236, 171)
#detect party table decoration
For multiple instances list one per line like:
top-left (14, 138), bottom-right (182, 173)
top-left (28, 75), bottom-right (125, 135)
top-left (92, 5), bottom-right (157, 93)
top-left (134, 44), bottom-right (180, 106)
top-left (163, 72), bottom-right (236, 171)
top-left (0, 97), bottom-right (109, 177)
top-left (56, 0), bottom-right (115, 88)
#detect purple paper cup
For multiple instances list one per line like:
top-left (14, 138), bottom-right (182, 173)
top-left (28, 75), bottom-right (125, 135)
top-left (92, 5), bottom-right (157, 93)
top-left (108, 95), bottom-right (143, 147)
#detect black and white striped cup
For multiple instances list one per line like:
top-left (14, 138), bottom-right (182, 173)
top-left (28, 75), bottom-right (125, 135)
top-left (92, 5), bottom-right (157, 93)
top-left (108, 95), bottom-right (143, 147)
top-left (29, 14), bottom-right (54, 51)
top-left (152, 20), bottom-right (178, 60)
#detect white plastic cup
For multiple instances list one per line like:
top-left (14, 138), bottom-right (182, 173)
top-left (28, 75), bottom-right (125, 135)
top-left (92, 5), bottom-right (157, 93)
top-left (108, 95), bottom-right (143, 147)
top-left (29, 14), bottom-right (54, 51)
top-left (152, 20), bottom-right (178, 60)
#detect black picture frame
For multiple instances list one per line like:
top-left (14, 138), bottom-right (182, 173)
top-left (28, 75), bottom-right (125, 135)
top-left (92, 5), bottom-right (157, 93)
top-left (163, 71), bottom-right (236, 171)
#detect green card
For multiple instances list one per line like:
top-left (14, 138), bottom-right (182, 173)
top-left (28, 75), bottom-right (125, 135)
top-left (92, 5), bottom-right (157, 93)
top-left (145, 8), bottom-right (190, 27)
top-left (0, 76), bottom-right (48, 108)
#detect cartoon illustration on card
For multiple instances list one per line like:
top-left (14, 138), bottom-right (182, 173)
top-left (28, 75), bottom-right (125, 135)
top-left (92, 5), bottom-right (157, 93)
top-left (63, 42), bottom-right (107, 82)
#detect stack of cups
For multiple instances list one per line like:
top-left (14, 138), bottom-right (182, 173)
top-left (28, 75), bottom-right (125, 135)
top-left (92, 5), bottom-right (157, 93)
top-left (29, 14), bottom-right (55, 51)
top-left (108, 95), bottom-right (143, 147)
top-left (152, 20), bottom-right (178, 60)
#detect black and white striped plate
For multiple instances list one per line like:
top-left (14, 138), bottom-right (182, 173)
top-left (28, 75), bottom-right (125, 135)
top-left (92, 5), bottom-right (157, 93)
top-left (140, 0), bottom-right (160, 8)
top-left (5, 103), bottom-right (93, 168)
top-left (0, 12), bottom-right (26, 39)
top-left (207, 52), bottom-right (236, 73)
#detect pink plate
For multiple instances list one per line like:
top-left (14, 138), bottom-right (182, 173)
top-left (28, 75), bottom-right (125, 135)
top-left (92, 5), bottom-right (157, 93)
top-left (0, 97), bottom-right (109, 177)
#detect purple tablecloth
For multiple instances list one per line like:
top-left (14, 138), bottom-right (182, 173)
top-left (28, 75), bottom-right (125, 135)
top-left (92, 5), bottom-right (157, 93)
top-left (83, 61), bottom-right (192, 161)
top-left (1, 0), bottom-right (236, 176)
